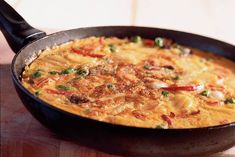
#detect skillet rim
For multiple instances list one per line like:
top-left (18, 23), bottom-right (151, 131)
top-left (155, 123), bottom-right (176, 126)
top-left (11, 25), bottom-right (235, 131)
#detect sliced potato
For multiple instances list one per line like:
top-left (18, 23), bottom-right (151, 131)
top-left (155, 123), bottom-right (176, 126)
top-left (174, 93), bottom-right (198, 114)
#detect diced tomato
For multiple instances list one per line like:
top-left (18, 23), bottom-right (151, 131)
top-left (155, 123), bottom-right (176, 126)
top-left (57, 75), bottom-right (70, 81)
top-left (190, 110), bottom-right (200, 115)
top-left (143, 39), bottom-right (155, 47)
top-left (99, 37), bottom-right (105, 45)
top-left (161, 85), bottom-right (202, 91)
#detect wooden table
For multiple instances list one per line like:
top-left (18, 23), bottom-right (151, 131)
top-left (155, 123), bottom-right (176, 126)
top-left (1, 31), bottom-right (235, 157)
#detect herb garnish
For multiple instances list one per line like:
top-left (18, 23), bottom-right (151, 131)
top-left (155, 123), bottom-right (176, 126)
top-left (155, 37), bottom-right (164, 47)
top-left (108, 44), bottom-right (117, 52)
top-left (107, 83), bottom-right (114, 89)
top-left (32, 71), bottom-right (42, 78)
top-left (224, 98), bottom-right (235, 104)
top-left (143, 65), bottom-right (151, 70)
top-left (35, 91), bottom-right (40, 96)
top-left (172, 76), bottom-right (180, 80)
top-left (161, 91), bottom-right (169, 97)
top-left (131, 36), bottom-right (142, 43)
top-left (77, 68), bottom-right (89, 76)
top-left (56, 85), bottom-right (71, 91)
top-left (60, 68), bottom-right (76, 74)
top-left (201, 90), bottom-right (209, 97)
top-left (49, 71), bottom-right (59, 75)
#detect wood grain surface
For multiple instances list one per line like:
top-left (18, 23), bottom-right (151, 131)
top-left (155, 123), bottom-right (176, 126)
top-left (0, 31), bottom-right (234, 157)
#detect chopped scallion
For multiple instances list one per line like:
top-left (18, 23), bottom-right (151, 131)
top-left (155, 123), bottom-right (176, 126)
top-left (131, 36), bottom-right (142, 43)
top-left (49, 71), bottom-right (59, 75)
top-left (77, 68), bottom-right (89, 76)
top-left (161, 91), bottom-right (169, 97)
top-left (201, 90), bottom-right (209, 97)
top-left (155, 125), bottom-right (165, 129)
top-left (60, 68), bottom-right (76, 74)
top-left (84, 109), bottom-right (92, 114)
top-left (108, 44), bottom-right (117, 52)
top-left (32, 71), bottom-right (42, 78)
top-left (173, 76), bottom-right (180, 80)
top-left (107, 83), bottom-right (114, 89)
top-left (143, 65), bottom-right (151, 70)
top-left (224, 98), bottom-right (235, 104)
top-left (155, 37), bottom-right (164, 47)
top-left (35, 91), bottom-right (40, 96)
top-left (56, 85), bottom-right (71, 91)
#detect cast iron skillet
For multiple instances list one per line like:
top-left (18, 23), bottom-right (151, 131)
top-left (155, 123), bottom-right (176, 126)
top-left (1, 1), bottom-right (235, 157)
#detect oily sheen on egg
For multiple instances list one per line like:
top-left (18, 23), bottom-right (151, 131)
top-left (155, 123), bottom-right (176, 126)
top-left (21, 36), bottom-right (235, 128)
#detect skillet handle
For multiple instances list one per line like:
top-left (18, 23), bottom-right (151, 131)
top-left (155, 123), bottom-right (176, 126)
top-left (0, 0), bottom-right (46, 53)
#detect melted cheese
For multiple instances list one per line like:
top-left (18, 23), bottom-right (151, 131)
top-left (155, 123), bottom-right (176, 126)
top-left (21, 36), bottom-right (235, 128)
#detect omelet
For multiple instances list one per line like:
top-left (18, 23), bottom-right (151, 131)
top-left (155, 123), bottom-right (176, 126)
top-left (21, 36), bottom-right (235, 128)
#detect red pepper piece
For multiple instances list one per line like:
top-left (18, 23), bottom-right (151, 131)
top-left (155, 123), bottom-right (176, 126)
top-left (161, 85), bottom-right (201, 91)
top-left (34, 76), bottom-right (58, 88)
top-left (71, 47), bottom-right (104, 58)
top-left (206, 99), bottom-right (220, 106)
top-left (71, 47), bottom-right (90, 55)
top-left (85, 53), bottom-right (105, 58)
top-left (132, 110), bottom-right (146, 120)
top-left (143, 39), bottom-right (155, 47)
top-left (35, 77), bottom-right (49, 87)
top-left (161, 114), bottom-right (172, 125)
top-left (99, 37), bottom-right (105, 45)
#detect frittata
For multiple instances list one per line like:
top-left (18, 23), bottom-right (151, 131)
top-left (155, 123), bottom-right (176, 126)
top-left (21, 36), bottom-right (235, 128)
